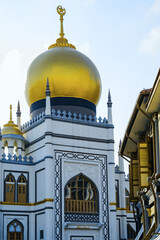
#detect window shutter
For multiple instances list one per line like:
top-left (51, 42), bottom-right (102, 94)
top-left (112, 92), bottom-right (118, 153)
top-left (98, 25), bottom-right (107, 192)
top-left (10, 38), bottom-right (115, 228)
top-left (138, 143), bottom-right (150, 189)
top-left (130, 158), bottom-right (139, 201)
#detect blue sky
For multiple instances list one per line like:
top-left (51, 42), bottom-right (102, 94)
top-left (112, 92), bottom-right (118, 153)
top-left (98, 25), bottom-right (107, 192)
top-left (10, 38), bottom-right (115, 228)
top-left (0, 0), bottom-right (160, 170)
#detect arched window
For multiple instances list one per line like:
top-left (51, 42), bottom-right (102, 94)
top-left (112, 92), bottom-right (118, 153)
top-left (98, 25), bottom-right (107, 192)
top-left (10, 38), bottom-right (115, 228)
top-left (13, 141), bottom-right (18, 156)
top-left (65, 174), bottom-right (98, 213)
top-left (17, 174), bottom-right (27, 203)
top-left (5, 173), bottom-right (15, 202)
top-left (8, 219), bottom-right (23, 240)
top-left (4, 141), bottom-right (8, 157)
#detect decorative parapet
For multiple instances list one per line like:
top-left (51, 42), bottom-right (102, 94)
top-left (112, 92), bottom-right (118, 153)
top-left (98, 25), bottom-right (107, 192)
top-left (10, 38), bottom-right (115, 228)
top-left (21, 109), bottom-right (113, 132)
top-left (21, 111), bottom-right (45, 131)
top-left (1, 153), bottom-right (33, 164)
top-left (51, 109), bottom-right (109, 127)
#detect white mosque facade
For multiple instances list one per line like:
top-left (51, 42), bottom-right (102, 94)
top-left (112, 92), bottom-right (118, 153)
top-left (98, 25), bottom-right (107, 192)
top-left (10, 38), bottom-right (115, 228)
top-left (0, 6), bottom-right (136, 240)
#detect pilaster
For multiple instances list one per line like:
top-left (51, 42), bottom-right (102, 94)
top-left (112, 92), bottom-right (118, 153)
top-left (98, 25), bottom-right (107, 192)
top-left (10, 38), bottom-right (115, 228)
top-left (44, 79), bottom-right (54, 239)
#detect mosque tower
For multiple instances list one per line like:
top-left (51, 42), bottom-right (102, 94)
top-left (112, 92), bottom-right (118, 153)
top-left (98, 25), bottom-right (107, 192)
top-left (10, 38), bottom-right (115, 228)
top-left (0, 5), bottom-right (126, 240)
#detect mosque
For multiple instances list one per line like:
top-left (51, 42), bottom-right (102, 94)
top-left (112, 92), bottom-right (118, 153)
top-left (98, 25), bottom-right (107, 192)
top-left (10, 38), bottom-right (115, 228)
top-left (0, 6), bottom-right (136, 240)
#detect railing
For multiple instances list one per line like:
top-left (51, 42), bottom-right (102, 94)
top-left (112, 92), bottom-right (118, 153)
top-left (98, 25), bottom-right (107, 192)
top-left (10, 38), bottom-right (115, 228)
top-left (21, 111), bottom-right (45, 131)
top-left (1, 153), bottom-right (33, 164)
top-left (65, 199), bottom-right (97, 213)
top-left (51, 109), bottom-right (108, 126)
top-left (21, 108), bottom-right (111, 132)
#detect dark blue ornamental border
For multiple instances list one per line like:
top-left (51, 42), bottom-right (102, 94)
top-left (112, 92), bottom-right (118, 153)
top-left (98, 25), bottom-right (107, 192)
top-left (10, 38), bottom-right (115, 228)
top-left (30, 97), bottom-right (96, 114)
top-left (64, 213), bottom-right (99, 223)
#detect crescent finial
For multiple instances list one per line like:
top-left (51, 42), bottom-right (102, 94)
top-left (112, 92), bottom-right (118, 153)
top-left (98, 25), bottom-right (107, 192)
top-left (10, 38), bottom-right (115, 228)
top-left (57, 5), bottom-right (66, 38)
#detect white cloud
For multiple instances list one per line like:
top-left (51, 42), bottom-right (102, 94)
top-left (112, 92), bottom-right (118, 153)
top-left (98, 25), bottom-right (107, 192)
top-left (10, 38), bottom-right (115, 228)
top-left (139, 26), bottom-right (160, 55)
top-left (150, 0), bottom-right (160, 14)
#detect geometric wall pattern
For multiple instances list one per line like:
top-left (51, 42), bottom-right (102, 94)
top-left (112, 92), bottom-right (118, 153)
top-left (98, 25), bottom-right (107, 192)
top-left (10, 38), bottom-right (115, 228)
top-left (55, 151), bottom-right (108, 240)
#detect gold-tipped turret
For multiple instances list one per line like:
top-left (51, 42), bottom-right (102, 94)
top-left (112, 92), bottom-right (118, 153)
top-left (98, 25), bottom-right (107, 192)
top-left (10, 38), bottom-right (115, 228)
top-left (9, 105), bottom-right (13, 122)
top-left (2, 105), bottom-right (22, 136)
top-left (48, 5), bottom-right (76, 49)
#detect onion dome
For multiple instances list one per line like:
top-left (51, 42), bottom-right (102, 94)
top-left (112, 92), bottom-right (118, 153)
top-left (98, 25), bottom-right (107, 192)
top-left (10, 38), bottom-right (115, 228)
top-left (2, 105), bottom-right (22, 136)
top-left (25, 6), bottom-right (101, 117)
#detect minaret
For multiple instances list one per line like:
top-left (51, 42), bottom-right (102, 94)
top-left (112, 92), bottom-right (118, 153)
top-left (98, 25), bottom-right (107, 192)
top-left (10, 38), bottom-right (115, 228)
top-left (16, 101), bottom-right (21, 128)
top-left (107, 89), bottom-right (113, 124)
top-left (45, 78), bottom-right (51, 115)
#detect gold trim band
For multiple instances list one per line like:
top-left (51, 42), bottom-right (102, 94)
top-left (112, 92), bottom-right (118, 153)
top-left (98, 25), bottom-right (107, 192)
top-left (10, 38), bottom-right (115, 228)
top-left (0, 198), bottom-right (54, 206)
top-left (109, 202), bottom-right (116, 206)
top-left (116, 207), bottom-right (127, 210)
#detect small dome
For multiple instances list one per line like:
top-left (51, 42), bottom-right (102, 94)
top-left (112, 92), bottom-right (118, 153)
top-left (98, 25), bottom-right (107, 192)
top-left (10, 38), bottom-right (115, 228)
top-left (2, 122), bottom-right (22, 136)
top-left (2, 105), bottom-right (22, 136)
top-left (25, 46), bottom-right (101, 107)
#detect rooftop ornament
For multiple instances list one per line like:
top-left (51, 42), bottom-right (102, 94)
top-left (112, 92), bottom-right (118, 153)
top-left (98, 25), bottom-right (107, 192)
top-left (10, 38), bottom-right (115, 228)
top-left (49, 5), bottom-right (76, 49)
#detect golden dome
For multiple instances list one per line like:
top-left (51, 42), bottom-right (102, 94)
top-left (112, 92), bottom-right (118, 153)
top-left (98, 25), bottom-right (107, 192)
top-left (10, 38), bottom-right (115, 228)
top-left (25, 47), bottom-right (101, 107)
top-left (25, 5), bottom-right (101, 109)
top-left (2, 106), bottom-right (22, 136)
top-left (2, 122), bottom-right (22, 136)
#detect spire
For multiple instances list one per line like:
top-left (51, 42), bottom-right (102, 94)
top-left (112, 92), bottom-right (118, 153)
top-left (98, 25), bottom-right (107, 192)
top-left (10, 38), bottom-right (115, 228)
top-left (57, 5), bottom-right (66, 39)
top-left (107, 89), bottom-right (113, 124)
top-left (48, 5), bottom-right (76, 49)
top-left (10, 105), bottom-right (12, 122)
top-left (16, 101), bottom-right (21, 117)
top-left (107, 89), bottom-right (112, 107)
top-left (9, 105), bottom-right (13, 123)
top-left (16, 101), bottom-right (21, 127)
top-left (45, 78), bottom-right (51, 115)
top-left (45, 78), bottom-right (51, 96)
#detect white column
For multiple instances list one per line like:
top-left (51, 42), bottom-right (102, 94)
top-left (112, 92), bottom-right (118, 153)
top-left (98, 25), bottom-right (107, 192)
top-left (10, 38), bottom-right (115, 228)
top-left (108, 152), bottom-right (117, 240)
top-left (44, 118), bottom-right (54, 239)
top-left (30, 213), bottom-right (35, 240)
top-left (8, 139), bottom-right (13, 156)
top-left (107, 126), bottom-right (117, 240)
top-left (118, 154), bottom-right (127, 240)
